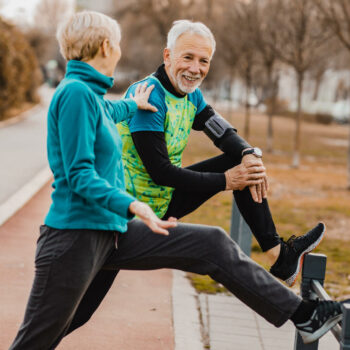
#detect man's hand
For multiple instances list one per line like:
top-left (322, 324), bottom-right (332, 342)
top-left (224, 160), bottom-right (266, 192)
top-left (129, 201), bottom-right (177, 235)
top-left (241, 154), bottom-right (269, 203)
top-left (129, 82), bottom-right (158, 112)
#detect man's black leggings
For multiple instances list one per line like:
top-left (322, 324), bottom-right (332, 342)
top-left (164, 153), bottom-right (281, 252)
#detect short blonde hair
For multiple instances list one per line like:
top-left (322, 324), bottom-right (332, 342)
top-left (57, 11), bottom-right (121, 61)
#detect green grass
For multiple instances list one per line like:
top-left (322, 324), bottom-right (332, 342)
top-left (188, 274), bottom-right (229, 294)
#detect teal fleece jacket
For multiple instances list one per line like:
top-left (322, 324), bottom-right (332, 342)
top-left (45, 60), bottom-right (137, 232)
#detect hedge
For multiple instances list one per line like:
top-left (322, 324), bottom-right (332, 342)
top-left (0, 17), bottom-right (42, 120)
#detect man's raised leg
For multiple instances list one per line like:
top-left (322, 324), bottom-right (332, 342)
top-left (163, 153), bottom-right (325, 286)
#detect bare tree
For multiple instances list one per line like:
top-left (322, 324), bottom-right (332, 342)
top-left (211, 1), bottom-right (241, 111)
top-left (113, 0), bottom-right (199, 78)
top-left (29, 0), bottom-right (74, 72)
top-left (273, 0), bottom-right (333, 168)
top-left (215, 1), bottom-right (258, 141)
top-left (313, 0), bottom-right (350, 187)
top-left (249, 0), bottom-right (282, 152)
top-left (34, 0), bottom-right (74, 34)
top-left (236, 3), bottom-right (259, 141)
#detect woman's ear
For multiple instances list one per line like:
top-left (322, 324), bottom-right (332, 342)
top-left (101, 39), bottom-right (110, 57)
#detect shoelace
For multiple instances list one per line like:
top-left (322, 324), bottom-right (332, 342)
top-left (286, 231), bottom-right (316, 251)
top-left (316, 301), bottom-right (341, 322)
top-left (282, 235), bottom-right (298, 252)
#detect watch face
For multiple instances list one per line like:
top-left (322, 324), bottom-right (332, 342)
top-left (254, 147), bottom-right (263, 157)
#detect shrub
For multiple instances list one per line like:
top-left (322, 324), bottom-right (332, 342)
top-left (0, 17), bottom-right (42, 120)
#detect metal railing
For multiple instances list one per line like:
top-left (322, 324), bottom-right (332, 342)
top-left (230, 200), bottom-right (252, 257)
top-left (294, 253), bottom-right (350, 350)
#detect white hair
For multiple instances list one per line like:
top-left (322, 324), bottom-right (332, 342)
top-left (166, 20), bottom-right (216, 58)
top-left (56, 11), bottom-right (121, 61)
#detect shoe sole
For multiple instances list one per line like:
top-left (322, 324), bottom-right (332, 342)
top-left (285, 223), bottom-right (326, 287)
top-left (299, 313), bottom-right (342, 344)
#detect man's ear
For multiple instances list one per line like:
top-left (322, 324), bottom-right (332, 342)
top-left (163, 48), bottom-right (171, 67)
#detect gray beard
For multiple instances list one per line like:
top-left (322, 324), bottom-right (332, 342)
top-left (169, 68), bottom-right (202, 94)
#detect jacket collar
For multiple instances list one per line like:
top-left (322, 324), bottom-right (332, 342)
top-left (153, 64), bottom-right (186, 98)
top-left (65, 60), bottom-right (114, 96)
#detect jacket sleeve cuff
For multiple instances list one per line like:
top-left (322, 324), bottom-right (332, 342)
top-left (108, 192), bottom-right (136, 220)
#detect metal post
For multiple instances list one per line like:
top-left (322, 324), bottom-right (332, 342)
top-left (294, 253), bottom-right (327, 350)
top-left (230, 200), bottom-right (252, 256)
top-left (340, 303), bottom-right (350, 350)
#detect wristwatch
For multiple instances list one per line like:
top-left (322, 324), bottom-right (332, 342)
top-left (242, 147), bottom-right (263, 158)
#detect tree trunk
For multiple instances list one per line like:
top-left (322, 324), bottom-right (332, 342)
top-left (244, 67), bottom-right (251, 141)
top-left (292, 72), bottom-right (304, 168)
top-left (348, 122), bottom-right (350, 190)
top-left (312, 71), bottom-right (324, 101)
top-left (267, 110), bottom-right (274, 153)
top-left (228, 68), bottom-right (235, 121)
top-left (266, 67), bottom-right (277, 153)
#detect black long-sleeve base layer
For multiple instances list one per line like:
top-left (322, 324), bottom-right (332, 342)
top-left (132, 130), bottom-right (280, 252)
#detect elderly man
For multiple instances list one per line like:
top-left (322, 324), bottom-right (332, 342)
top-left (117, 19), bottom-right (324, 287)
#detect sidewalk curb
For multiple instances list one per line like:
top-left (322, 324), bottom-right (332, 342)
top-left (172, 270), bottom-right (204, 350)
top-left (0, 166), bottom-right (52, 227)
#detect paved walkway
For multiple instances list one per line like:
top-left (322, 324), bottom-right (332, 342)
top-left (0, 86), bottom-right (54, 206)
top-left (199, 294), bottom-right (338, 350)
top-left (0, 88), bottom-right (340, 349)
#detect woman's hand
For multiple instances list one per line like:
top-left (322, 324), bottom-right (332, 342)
top-left (129, 201), bottom-right (177, 235)
top-left (129, 82), bottom-right (158, 112)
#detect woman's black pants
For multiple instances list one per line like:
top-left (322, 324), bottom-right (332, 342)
top-left (9, 220), bottom-right (300, 349)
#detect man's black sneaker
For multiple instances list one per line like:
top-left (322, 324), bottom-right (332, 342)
top-left (270, 222), bottom-right (326, 286)
top-left (296, 300), bottom-right (342, 344)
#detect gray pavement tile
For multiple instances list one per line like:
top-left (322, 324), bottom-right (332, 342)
top-left (207, 294), bottom-right (241, 305)
top-left (318, 334), bottom-right (340, 350)
top-left (209, 332), bottom-right (260, 342)
top-left (262, 336), bottom-right (295, 348)
top-left (207, 299), bottom-right (247, 309)
top-left (255, 318), bottom-right (282, 330)
top-left (210, 338), bottom-right (263, 350)
top-left (174, 337), bottom-right (203, 350)
top-left (210, 318), bottom-right (257, 331)
top-left (210, 324), bottom-right (259, 337)
top-left (172, 271), bottom-right (203, 350)
top-left (209, 309), bottom-right (255, 320)
top-left (263, 345), bottom-right (293, 350)
top-left (257, 328), bottom-right (295, 340)
top-left (210, 317), bottom-right (258, 330)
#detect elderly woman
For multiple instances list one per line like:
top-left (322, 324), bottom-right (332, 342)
top-left (9, 11), bottom-right (175, 350)
top-left (10, 11), bottom-right (343, 349)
